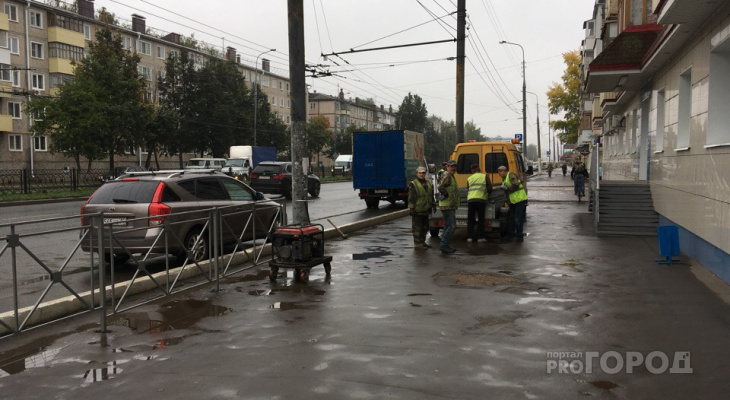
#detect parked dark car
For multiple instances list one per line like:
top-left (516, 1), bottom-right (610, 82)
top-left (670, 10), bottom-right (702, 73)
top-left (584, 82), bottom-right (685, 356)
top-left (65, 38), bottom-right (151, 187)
top-left (81, 170), bottom-right (282, 265)
top-left (249, 161), bottom-right (321, 199)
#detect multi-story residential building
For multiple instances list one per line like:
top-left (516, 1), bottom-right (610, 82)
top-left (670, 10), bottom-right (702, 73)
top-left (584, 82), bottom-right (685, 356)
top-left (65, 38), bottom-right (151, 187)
top-left (581, 0), bottom-right (730, 283)
top-left (0, 0), bottom-right (290, 169)
top-left (308, 89), bottom-right (396, 134)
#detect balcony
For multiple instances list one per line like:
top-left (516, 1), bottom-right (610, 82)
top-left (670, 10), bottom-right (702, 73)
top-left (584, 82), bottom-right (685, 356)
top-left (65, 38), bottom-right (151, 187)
top-left (49, 58), bottom-right (75, 75)
top-left (584, 24), bottom-right (666, 93)
top-left (48, 27), bottom-right (85, 48)
top-left (0, 115), bottom-right (13, 132)
top-left (0, 13), bottom-right (8, 31)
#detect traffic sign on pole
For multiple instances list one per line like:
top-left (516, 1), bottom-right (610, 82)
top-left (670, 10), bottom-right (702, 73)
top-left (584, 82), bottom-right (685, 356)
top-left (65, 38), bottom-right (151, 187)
top-left (515, 134), bottom-right (523, 142)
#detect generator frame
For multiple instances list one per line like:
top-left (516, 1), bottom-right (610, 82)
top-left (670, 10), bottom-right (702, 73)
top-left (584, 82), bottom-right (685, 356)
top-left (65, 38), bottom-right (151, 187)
top-left (268, 224), bottom-right (332, 283)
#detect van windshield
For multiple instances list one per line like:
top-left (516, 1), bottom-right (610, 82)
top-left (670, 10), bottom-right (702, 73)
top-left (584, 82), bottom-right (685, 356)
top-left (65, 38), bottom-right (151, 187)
top-left (225, 159), bottom-right (244, 167)
top-left (334, 161), bottom-right (349, 167)
top-left (186, 160), bottom-right (206, 167)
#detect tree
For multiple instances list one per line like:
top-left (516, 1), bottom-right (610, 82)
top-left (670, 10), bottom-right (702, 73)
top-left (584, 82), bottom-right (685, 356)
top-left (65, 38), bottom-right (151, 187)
top-left (464, 121), bottom-right (485, 142)
top-left (306, 116), bottom-right (332, 161)
top-left (546, 50), bottom-right (581, 144)
top-left (26, 26), bottom-right (149, 171)
top-left (334, 123), bottom-right (364, 156)
top-left (396, 93), bottom-right (429, 132)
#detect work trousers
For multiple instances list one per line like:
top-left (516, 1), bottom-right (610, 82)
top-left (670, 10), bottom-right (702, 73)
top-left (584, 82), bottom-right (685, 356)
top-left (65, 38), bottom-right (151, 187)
top-left (411, 214), bottom-right (429, 244)
top-left (440, 209), bottom-right (456, 248)
top-left (467, 202), bottom-right (486, 240)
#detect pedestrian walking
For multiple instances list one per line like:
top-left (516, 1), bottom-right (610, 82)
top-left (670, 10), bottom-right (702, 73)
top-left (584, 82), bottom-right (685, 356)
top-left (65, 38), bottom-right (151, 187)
top-left (547, 162), bottom-right (554, 178)
top-left (562, 163), bottom-right (567, 177)
top-left (498, 165), bottom-right (528, 243)
top-left (571, 161), bottom-right (589, 197)
top-left (438, 160), bottom-right (459, 253)
top-left (466, 163), bottom-right (492, 243)
top-left (408, 166), bottom-right (435, 249)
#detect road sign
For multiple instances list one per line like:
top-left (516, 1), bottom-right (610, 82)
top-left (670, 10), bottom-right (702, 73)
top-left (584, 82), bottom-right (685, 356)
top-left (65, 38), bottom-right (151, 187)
top-left (514, 134), bottom-right (522, 141)
top-left (580, 149), bottom-right (590, 156)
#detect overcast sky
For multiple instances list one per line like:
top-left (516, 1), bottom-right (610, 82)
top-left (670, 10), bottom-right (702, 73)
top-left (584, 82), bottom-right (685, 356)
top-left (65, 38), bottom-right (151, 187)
top-left (95, 0), bottom-right (594, 154)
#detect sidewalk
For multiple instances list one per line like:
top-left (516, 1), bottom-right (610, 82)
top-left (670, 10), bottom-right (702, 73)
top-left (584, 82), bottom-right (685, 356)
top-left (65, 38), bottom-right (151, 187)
top-left (1, 200), bottom-right (729, 399)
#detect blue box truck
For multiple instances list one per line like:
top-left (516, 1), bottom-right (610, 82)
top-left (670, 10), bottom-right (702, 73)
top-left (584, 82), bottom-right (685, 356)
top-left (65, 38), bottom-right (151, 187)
top-left (353, 130), bottom-right (425, 209)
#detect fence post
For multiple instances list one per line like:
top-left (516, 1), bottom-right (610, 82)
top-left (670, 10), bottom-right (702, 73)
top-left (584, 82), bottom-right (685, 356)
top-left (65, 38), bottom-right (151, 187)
top-left (21, 169), bottom-right (29, 194)
top-left (72, 168), bottom-right (78, 191)
top-left (97, 213), bottom-right (108, 333)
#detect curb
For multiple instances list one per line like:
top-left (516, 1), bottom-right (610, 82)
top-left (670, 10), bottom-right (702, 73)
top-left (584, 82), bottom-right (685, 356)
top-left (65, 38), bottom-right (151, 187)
top-left (0, 209), bottom-right (408, 335)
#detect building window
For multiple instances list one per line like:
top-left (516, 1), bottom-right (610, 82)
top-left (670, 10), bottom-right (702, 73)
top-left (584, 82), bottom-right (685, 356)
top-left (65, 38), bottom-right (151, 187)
top-left (32, 73), bottom-right (45, 90)
top-left (30, 11), bottom-right (43, 28)
top-left (31, 42), bottom-right (44, 59)
top-left (280, 98), bottom-right (284, 107)
top-left (122, 36), bottom-right (132, 50)
top-left (287, 99), bottom-right (291, 108)
top-left (136, 40), bottom-right (151, 56)
top-left (8, 134), bottom-right (22, 151)
top-left (272, 96), bottom-right (276, 105)
top-left (262, 75), bottom-right (269, 86)
top-left (271, 78), bottom-right (276, 88)
top-left (309, 102), bottom-right (316, 110)
top-left (50, 73), bottom-right (73, 89)
top-left (4, 4), bottom-right (17, 22)
top-left (11, 68), bottom-right (19, 87)
top-left (677, 68), bottom-right (691, 150)
top-left (0, 63), bottom-right (10, 81)
top-left (286, 115), bottom-right (290, 123)
top-left (34, 135), bottom-right (47, 151)
top-left (8, 101), bottom-right (21, 119)
top-left (655, 89), bottom-right (665, 152)
top-left (49, 43), bottom-right (84, 62)
top-left (157, 46), bottom-right (165, 59)
top-left (9, 37), bottom-right (18, 54)
top-left (137, 65), bottom-right (151, 80)
top-left (631, 109), bottom-right (638, 153)
top-left (169, 49), bottom-right (180, 59)
top-left (83, 24), bottom-right (91, 40)
top-left (708, 45), bottom-right (730, 147)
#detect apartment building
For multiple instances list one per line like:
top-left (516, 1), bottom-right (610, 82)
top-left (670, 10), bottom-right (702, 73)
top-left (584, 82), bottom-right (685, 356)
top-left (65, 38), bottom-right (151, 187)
top-left (0, 0), bottom-right (290, 169)
top-left (308, 89), bottom-right (396, 134)
top-left (581, 0), bottom-right (730, 282)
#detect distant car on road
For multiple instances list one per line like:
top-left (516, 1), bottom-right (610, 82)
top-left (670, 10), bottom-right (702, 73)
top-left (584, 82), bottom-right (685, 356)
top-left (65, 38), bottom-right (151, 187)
top-left (185, 158), bottom-right (227, 171)
top-left (249, 161), bottom-right (321, 199)
top-left (81, 170), bottom-right (281, 265)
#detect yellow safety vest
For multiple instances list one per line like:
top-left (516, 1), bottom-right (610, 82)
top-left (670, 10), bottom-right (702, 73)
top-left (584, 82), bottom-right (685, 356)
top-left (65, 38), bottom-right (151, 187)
top-left (504, 172), bottom-right (527, 204)
top-left (411, 179), bottom-right (433, 213)
top-left (467, 173), bottom-right (488, 201)
top-left (439, 173), bottom-right (460, 209)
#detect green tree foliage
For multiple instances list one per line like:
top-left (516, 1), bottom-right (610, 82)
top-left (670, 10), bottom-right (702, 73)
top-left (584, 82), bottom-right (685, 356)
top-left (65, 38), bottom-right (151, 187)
top-left (396, 93), bottom-right (429, 132)
top-left (547, 50), bottom-right (581, 144)
top-left (27, 26), bottom-right (149, 171)
top-left (334, 123), bottom-right (364, 155)
top-left (158, 50), bottom-right (199, 166)
top-left (306, 115), bottom-right (332, 160)
top-left (464, 121), bottom-right (486, 142)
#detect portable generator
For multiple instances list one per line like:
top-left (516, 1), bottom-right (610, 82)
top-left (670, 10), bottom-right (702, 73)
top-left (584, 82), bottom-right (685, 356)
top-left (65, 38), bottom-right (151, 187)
top-left (269, 224), bottom-right (332, 283)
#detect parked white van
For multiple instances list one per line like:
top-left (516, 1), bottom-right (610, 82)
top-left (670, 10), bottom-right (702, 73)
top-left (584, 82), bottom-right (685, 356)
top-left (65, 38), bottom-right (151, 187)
top-left (185, 158), bottom-right (227, 171)
top-left (333, 154), bottom-right (353, 176)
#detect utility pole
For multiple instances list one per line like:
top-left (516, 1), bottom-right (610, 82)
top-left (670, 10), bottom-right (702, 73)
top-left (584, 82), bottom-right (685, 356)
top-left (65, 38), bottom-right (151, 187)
top-left (455, 0), bottom-right (466, 143)
top-left (288, 0), bottom-right (309, 224)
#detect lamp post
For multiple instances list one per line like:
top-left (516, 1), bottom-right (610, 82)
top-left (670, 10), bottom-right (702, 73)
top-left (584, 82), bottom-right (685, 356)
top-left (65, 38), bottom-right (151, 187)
top-left (253, 48), bottom-right (276, 146)
top-left (499, 41), bottom-right (526, 160)
top-left (526, 91), bottom-right (542, 172)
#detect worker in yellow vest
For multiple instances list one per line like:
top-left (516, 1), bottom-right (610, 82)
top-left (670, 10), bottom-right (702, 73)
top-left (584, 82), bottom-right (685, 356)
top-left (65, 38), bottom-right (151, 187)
top-left (466, 163), bottom-right (492, 243)
top-left (498, 165), bottom-right (528, 243)
top-left (408, 166), bottom-right (435, 249)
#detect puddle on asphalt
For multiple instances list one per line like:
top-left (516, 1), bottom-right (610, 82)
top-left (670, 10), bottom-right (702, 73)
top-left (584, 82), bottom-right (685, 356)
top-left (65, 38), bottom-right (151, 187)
top-left (249, 286), bottom-right (326, 296)
top-left (407, 293), bottom-right (432, 297)
top-left (270, 302), bottom-right (314, 311)
top-left (466, 246), bottom-right (499, 256)
top-left (80, 360), bottom-right (128, 384)
top-left (351, 246), bottom-right (394, 260)
top-left (108, 299), bottom-right (232, 334)
top-left (224, 270), bottom-right (270, 283)
top-left (410, 302), bottom-right (422, 307)
top-left (0, 323), bottom-right (97, 378)
top-left (590, 380), bottom-right (619, 390)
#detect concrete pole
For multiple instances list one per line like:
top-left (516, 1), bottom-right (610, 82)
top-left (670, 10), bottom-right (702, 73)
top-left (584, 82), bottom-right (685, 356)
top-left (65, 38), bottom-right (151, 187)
top-left (288, 0), bottom-right (309, 224)
top-left (455, 0), bottom-right (466, 144)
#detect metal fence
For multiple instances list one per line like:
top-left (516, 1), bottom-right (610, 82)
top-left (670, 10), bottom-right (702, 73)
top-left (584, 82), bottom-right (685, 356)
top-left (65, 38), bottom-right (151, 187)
top-left (0, 200), bottom-right (286, 337)
top-left (0, 168), bottom-right (109, 194)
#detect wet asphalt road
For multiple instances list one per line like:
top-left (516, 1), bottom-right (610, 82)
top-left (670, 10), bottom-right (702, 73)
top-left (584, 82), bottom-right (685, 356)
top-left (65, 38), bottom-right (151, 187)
top-left (1, 178), bottom-right (730, 399)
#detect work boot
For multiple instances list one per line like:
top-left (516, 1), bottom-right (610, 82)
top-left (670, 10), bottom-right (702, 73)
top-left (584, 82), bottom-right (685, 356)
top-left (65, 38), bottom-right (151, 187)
top-left (421, 242), bottom-right (431, 249)
top-left (467, 238), bottom-right (473, 243)
top-left (477, 238), bottom-right (487, 243)
top-left (440, 246), bottom-right (456, 254)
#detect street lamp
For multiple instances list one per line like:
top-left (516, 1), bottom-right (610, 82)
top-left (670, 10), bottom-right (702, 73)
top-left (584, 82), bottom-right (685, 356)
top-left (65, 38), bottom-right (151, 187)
top-left (526, 91), bottom-right (542, 172)
top-left (253, 48), bottom-right (276, 146)
top-left (499, 41), bottom-right (526, 159)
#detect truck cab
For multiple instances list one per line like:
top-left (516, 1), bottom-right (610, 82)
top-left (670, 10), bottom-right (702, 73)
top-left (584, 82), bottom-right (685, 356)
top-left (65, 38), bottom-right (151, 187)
top-left (223, 158), bottom-right (252, 180)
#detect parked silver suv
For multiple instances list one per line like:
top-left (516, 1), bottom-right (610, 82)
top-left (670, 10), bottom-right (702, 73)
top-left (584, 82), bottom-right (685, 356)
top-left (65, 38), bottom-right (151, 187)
top-left (81, 170), bottom-right (282, 265)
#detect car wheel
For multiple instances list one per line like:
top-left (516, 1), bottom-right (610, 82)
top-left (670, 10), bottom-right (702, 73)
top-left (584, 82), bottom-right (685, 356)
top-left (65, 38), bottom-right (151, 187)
top-left (181, 228), bottom-right (209, 263)
top-left (365, 198), bottom-right (379, 209)
top-left (309, 181), bottom-right (321, 198)
top-left (104, 253), bottom-right (130, 266)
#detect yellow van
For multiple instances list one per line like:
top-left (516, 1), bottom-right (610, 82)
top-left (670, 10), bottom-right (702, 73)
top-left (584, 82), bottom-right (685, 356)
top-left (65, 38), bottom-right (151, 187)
top-left (450, 140), bottom-right (530, 189)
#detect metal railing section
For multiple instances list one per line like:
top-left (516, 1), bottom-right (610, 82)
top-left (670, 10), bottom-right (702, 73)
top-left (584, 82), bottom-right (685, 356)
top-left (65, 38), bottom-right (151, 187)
top-left (0, 200), bottom-right (285, 337)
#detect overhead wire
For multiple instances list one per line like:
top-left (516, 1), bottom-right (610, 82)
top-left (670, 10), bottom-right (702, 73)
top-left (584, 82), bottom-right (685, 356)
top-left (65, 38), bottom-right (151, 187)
top-left (466, 15), bottom-right (519, 104)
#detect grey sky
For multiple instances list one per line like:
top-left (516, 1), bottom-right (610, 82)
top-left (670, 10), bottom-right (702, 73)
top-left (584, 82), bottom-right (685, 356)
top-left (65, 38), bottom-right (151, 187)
top-left (96, 0), bottom-right (594, 153)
